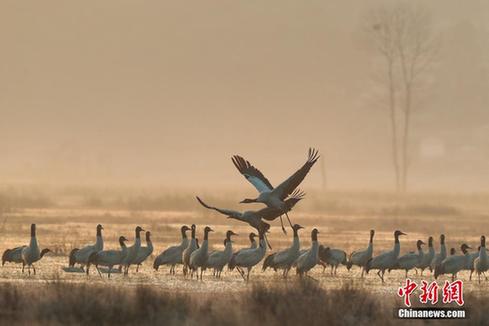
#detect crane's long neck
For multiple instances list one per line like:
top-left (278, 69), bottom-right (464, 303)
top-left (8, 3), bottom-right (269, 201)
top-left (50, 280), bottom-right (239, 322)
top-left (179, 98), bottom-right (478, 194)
top-left (393, 234), bottom-right (401, 257)
top-left (224, 239), bottom-right (232, 254)
top-left (199, 229), bottom-right (211, 252)
top-left (480, 238), bottom-right (487, 262)
top-left (181, 237), bottom-right (189, 249)
top-left (440, 239), bottom-right (447, 259)
top-left (225, 233), bottom-right (234, 251)
top-left (134, 230), bottom-right (141, 248)
top-left (119, 238), bottom-right (126, 249)
top-left (201, 238), bottom-right (209, 252)
top-left (293, 227), bottom-right (299, 238)
top-left (311, 240), bottom-right (319, 251)
top-left (30, 227), bottom-right (38, 250)
top-left (310, 240), bottom-right (319, 260)
top-left (249, 235), bottom-right (257, 249)
top-left (310, 231), bottom-right (319, 256)
top-left (181, 228), bottom-right (190, 248)
top-left (417, 243), bottom-right (424, 258)
top-left (367, 234), bottom-right (374, 253)
top-left (95, 228), bottom-right (103, 251)
top-left (291, 232), bottom-right (300, 251)
top-left (146, 234), bottom-right (153, 250)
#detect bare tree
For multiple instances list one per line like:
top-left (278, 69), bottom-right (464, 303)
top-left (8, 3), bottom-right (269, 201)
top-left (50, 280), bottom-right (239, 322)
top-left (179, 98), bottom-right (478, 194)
top-left (368, 7), bottom-right (401, 191)
top-left (365, 3), bottom-right (438, 192)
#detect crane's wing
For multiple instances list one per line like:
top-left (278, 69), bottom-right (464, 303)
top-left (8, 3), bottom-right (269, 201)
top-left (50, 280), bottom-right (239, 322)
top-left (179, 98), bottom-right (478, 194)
top-left (272, 148), bottom-right (319, 200)
top-left (255, 206), bottom-right (283, 221)
top-left (231, 155), bottom-right (273, 193)
top-left (196, 197), bottom-right (242, 219)
top-left (256, 189), bottom-right (305, 221)
top-left (155, 245), bottom-right (181, 265)
top-left (9, 246), bottom-right (26, 253)
top-left (283, 189), bottom-right (305, 210)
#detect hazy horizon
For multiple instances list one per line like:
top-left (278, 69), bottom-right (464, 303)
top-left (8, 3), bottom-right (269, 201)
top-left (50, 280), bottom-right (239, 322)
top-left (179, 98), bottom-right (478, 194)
top-left (1, 0), bottom-right (488, 192)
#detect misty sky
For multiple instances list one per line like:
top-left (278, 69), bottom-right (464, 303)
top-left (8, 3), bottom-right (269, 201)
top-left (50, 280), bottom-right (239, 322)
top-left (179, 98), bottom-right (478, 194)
top-left (1, 1), bottom-right (488, 191)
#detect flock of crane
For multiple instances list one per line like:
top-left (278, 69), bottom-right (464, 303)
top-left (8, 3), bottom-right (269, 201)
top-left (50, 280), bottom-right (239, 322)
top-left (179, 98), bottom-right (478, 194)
top-left (2, 223), bottom-right (489, 284)
top-left (1, 148), bottom-right (488, 283)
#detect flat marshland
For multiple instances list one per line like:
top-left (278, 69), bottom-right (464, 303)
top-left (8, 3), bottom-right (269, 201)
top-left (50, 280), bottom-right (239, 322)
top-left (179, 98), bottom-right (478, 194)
top-left (1, 187), bottom-right (489, 324)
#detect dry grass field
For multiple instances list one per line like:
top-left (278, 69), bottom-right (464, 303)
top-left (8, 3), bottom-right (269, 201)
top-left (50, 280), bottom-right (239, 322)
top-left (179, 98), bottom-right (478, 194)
top-left (3, 280), bottom-right (489, 325)
top-left (1, 187), bottom-right (489, 324)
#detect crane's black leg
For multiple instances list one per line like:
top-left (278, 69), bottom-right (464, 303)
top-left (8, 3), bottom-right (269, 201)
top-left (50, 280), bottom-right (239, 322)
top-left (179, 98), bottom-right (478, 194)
top-left (279, 215), bottom-right (287, 234)
top-left (237, 267), bottom-right (246, 281)
top-left (285, 212), bottom-right (293, 228)
top-left (264, 233), bottom-right (272, 250)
